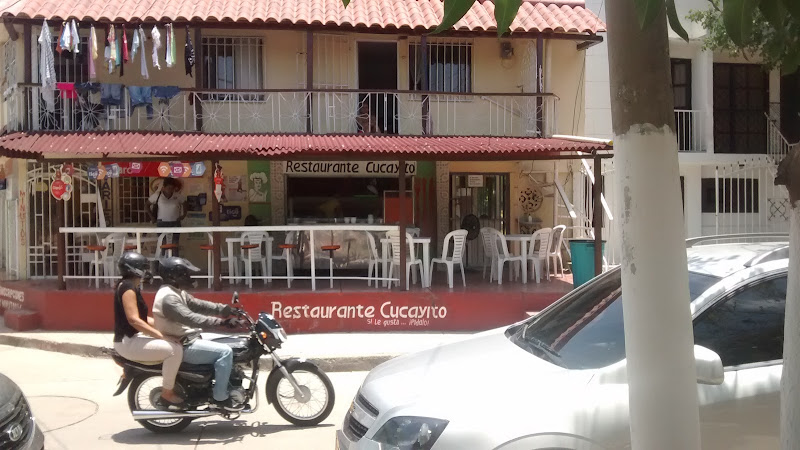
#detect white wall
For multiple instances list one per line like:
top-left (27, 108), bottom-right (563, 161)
top-left (583, 0), bottom-right (612, 140)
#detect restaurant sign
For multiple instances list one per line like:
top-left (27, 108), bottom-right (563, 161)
top-left (284, 161), bottom-right (416, 177)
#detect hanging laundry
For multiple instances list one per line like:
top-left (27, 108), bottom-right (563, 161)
top-left (164, 23), bottom-right (175, 68)
top-left (137, 26), bottom-right (150, 80)
top-left (184, 26), bottom-right (195, 77)
top-left (107, 25), bottom-right (117, 67)
top-left (89, 25), bottom-right (98, 80)
top-left (105, 45), bottom-right (113, 74)
top-left (56, 82), bottom-right (78, 99)
top-left (70, 20), bottom-right (79, 53)
top-left (152, 86), bottom-right (181, 102)
top-left (128, 86), bottom-right (153, 119)
top-left (38, 21), bottom-right (57, 112)
top-left (122, 25), bottom-right (129, 63)
top-left (169, 24), bottom-right (177, 69)
top-left (116, 37), bottom-right (124, 77)
top-left (55, 23), bottom-right (64, 54)
top-left (151, 26), bottom-right (162, 70)
top-left (131, 29), bottom-right (140, 60)
top-left (100, 83), bottom-right (123, 106)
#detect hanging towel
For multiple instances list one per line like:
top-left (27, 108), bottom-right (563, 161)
top-left (38, 20), bottom-right (57, 112)
top-left (164, 24), bottom-right (172, 68)
top-left (105, 45), bottom-right (113, 74)
top-left (169, 24), bottom-right (176, 69)
top-left (108, 25), bottom-right (117, 66)
top-left (151, 26), bottom-right (161, 70)
top-left (116, 37), bottom-right (124, 77)
top-left (70, 20), bottom-right (79, 53)
top-left (122, 25), bottom-right (129, 63)
top-left (131, 28), bottom-right (140, 60)
top-left (138, 27), bottom-right (150, 80)
top-left (88, 25), bottom-right (98, 80)
top-left (55, 23), bottom-right (64, 54)
top-left (56, 82), bottom-right (78, 100)
top-left (184, 26), bottom-right (195, 77)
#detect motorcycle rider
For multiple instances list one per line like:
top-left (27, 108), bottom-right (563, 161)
top-left (152, 256), bottom-right (245, 411)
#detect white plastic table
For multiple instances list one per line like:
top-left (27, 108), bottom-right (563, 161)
top-left (380, 236), bottom-right (432, 289)
top-left (504, 234), bottom-right (533, 284)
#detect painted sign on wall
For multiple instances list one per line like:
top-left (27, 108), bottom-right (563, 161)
top-left (284, 161), bottom-right (417, 177)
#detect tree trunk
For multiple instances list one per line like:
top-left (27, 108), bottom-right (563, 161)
top-left (605, 2), bottom-right (701, 449)
top-left (775, 150), bottom-right (800, 450)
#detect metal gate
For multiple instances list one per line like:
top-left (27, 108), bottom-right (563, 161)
top-left (0, 196), bottom-right (19, 279)
top-left (26, 162), bottom-right (104, 278)
top-left (449, 173), bottom-right (509, 268)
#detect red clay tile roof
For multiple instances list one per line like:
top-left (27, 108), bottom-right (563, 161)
top-left (0, 131), bottom-right (612, 160)
top-left (0, 0), bottom-right (605, 34)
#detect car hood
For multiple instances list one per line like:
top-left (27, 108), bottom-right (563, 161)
top-left (0, 373), bottom-right (22, 419)
top-left (359, 329), bottom-right (594, 419)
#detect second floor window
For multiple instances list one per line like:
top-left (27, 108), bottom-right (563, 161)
top-left (202, 37), bottom-right (264, 90)
top-left (409, 41), bottom-right (472, 93)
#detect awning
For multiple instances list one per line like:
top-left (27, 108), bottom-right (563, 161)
top-left (0, 0), bottom-right (605, 35)
top-left (0, 131), bottom-right (612, 160)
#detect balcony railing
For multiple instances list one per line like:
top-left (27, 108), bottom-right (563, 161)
top-left (7, 85), bottom-right (558, 138)
top-left (674, 109), bottom-right (705, 152)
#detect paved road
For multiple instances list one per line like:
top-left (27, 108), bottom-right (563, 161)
top-left (0, 344), bottom-right (366, 449)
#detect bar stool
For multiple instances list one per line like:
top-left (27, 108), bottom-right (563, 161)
top-left (240, 232), bottom-right (270, 288)
top-left (321, 244), bottom-right (340, 289)
top-left (161, 243), bottom-right (178, 258)
top-left (274, 233), bottom-right (297, 289)
top-left (86, 244), bottom-right (107, 288)
top-left (200, 244), bottom-right (215, 289)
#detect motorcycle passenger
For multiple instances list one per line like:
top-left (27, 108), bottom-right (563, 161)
top-left (153, 257), bottom-right (244, 411)
top-left (113, 252), bottom-right (185, 408)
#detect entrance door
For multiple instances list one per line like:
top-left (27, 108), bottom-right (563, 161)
top-left (357, 42), bottom-right (398, 134)
top-left (450, 174), bottom-right (510, 268)
top-left (781, 72), bottom-right (800, 143)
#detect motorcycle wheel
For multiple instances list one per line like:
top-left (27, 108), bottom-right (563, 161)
top-left (128, 374), bottom-right (193, 433)
top-left (268, 361), bottom-right (335, 426)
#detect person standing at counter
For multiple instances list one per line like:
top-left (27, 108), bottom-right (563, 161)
top-left (149, 178), bottom-right (187, 255)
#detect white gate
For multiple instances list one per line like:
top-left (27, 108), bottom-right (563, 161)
top-left (26, 162), bottom-right (104, 278)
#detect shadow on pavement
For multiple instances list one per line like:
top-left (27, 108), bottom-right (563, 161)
top-left (111, 420), bottom-right (334, 446)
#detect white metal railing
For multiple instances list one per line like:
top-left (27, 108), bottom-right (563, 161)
top-left (59, 225), bottom-right (423, 291)
top-left (10, 85), bottom-right (559, 138)
top-left (766, 113), bottom-right (798, 160)
top-left (674, 109), bottom-right (704, 152)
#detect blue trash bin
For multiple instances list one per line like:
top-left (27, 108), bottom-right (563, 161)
top-left (569, 239), bottom-right (606, 288)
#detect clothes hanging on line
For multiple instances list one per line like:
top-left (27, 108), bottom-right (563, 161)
top-left (38, 20), bottom-right (57, 112)
top-left (151, 26), bottom-right (162, 70)
top-left (185, 26), bottom-right (195, 77)
top-left (100, 83), bottom-right (123, 106)
top-left (128, 86), bottom-right (153, 119)
top-left (56, 82), bottom-right (78, 100)
top-left (152, 86), bottom-right (181, 104)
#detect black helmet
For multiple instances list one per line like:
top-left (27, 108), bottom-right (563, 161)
top-left (158, 257), bottom-right (201, 288)
top-left (118, 252), bottom-right (151, 279)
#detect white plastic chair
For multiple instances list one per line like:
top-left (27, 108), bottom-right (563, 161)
top-left (480, 227), bottom-right (499, 281)
top-left (548, 225), bottom-right (567, 278)
top-left (88, 233), bottom-right (125, 287)
top-left (386, 229), bottom-right (424, 290)
top-left (429, 229), bottom-right (468, 288)
top-left (271, 232), bottom-right (296, 288)
top-left (366, 231), bottom-right (390, 288)
top-left (240, 232), bottom-right (271, 288)
top-left (199, 234), bottom-right (235, 289)
top-left (492, 229), bottom-right (523, 285)
top-left (527, 228), bottom-right (552, 283)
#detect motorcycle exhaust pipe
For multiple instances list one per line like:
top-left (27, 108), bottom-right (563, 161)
top-left (132, 407), bottom-right (257, 421)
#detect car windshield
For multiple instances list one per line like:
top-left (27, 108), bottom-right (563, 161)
top-left (507, 269), bottom-right (721, 370)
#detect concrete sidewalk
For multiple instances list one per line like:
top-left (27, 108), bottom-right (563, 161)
top-left (0, 324), bottom-right (474, 372)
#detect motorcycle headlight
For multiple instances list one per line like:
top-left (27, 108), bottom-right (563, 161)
top-left (372, 416), bottom-right (448, 450)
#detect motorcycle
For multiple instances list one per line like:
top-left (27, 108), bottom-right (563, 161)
top-left (110, 292), bottom-right (335, 433)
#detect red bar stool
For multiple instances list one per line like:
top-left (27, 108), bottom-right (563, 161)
top-left (160, 243), bottom-right (178, 258)
top-left (321, 244), bottom-right (340, 289)
top-left (124, 244), bottom-right (138, 252)
top-left (276, 242), bottom-right (297, 288)
top-left (85, 244), bottom-right (107, 288)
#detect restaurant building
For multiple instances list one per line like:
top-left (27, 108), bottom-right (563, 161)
top-left (0, 0), bottom-right (612, 332)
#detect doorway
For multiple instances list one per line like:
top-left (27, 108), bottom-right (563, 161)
top-left (781, 72), bottom-right (800, 143)
top-left (357, 42), bottom-right (398, 134)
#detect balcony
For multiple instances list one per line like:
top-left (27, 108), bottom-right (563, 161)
top-left (6, 85), bottom-right (558, 138)
top-left (674, 109), bottom-right (705, 152)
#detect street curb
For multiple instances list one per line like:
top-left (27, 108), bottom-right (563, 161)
top-left (0, 334), bottom-right (395, 372)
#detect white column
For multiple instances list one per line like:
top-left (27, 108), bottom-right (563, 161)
top-left (681, 165), bottom-right (703, 238)
top-left (693, 50), bottom-right (714, 153)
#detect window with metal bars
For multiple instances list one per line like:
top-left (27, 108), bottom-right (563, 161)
top-left (409, 41), bottom-right (472, 93)
top-left (51, 35), bottom-right (90, 83)
top-left (202, 37), bottom-right (264, 91)
top-left (118, 177), bottom-right (151, 224)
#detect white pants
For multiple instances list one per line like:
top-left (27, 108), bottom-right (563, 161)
top-left (114, 334), bottom-right (183, 390)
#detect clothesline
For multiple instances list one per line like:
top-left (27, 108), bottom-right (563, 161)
top-left (38, 18), bottom-right (196, 112)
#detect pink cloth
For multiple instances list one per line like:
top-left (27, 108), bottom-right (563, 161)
top-left (56, 82), bottom-right (77, 99)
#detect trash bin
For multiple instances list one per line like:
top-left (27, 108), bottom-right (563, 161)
top-left (569, 239), bottom-right (606, 288)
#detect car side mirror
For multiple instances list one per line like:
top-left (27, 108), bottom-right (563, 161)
top-left (694, 345), bottom-right (724, 385)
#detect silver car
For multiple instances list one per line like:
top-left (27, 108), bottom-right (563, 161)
top-left (0, 372), bottom-right (45, 450)
top-left (337, 236), bottom-right (789, 450)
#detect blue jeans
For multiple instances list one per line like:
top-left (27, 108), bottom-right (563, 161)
top-left (183, 340), bottom-right (233, 401)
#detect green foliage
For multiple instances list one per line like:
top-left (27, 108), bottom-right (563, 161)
top-left (688, 0), bottom-right (800, 74)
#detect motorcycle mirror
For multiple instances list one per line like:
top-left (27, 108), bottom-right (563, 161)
top-left (232, 292), bottom-right (240, 304)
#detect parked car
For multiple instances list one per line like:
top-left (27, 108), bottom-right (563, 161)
top-left (0, 372), bottom-right (45, 450)
top-left (337, 235), bottom-right (790, 450)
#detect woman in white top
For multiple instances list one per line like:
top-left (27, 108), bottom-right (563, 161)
top-left (149, 178), bottom-right (187, 255)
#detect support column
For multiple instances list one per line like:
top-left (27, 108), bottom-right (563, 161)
top-left (211, 161), bottom-right (222, 291)
top-left (420, 35), bottom-right (430, 134)
top-left (536, 36), bottom-right (544, 135)
top-left (56, 201), bottom-right (66, 290)
top-left (593, 154), bottom-right (602, 276)
top-left (194, 27), bottom-right (204, 131)
top-left (398, 160), bottom-right (407, 289)
top-left (23, 24), bottom-right (31, 130)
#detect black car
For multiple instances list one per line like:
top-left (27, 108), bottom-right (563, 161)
top-left (0, 373), bottom-right (44, 450)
